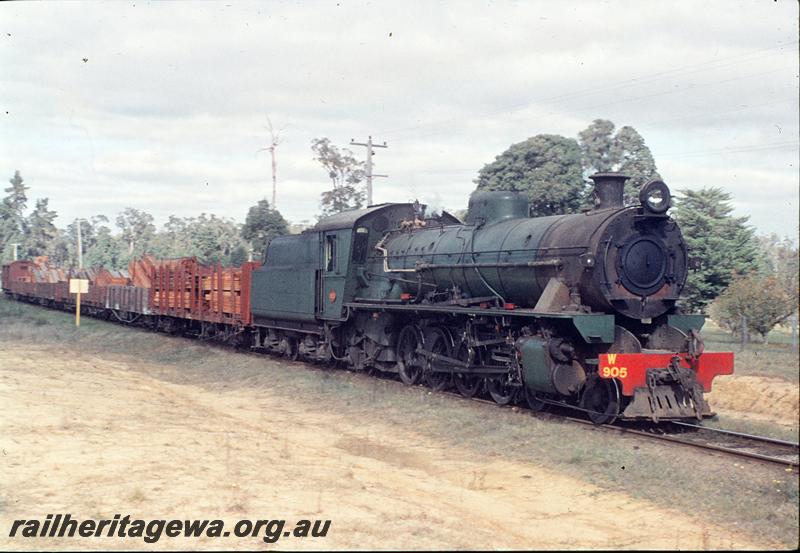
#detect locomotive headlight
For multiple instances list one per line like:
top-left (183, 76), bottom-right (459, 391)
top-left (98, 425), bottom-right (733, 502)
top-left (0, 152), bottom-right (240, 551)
top-left (639, 180), bottom-right (671, 214)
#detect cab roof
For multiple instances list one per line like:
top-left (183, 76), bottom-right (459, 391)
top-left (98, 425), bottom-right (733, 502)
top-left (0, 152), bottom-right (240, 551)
top-left (312, 203), bottom-right (416, 232)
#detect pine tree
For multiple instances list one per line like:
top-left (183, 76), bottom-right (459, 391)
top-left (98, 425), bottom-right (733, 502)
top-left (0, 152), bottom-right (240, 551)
top-left (23, 198), bottom-right (58, 257)
top-left (0, 170), bottom-right (29, 260)
top-left (672, 188), bottom-right (760, 312)
top-left (475, 134), bottom-right (586, 216)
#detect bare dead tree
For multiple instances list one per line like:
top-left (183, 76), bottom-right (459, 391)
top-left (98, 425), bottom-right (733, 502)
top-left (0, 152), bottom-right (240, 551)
top-left (257, 116), bottom-right (287, 209)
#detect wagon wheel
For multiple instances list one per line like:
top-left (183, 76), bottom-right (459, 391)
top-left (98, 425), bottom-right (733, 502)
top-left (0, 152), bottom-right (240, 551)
top-left (486, 378), bottom-right (517, 406)
top-left (423, 327), bottom-right (452, 392)
top-left (396, 325), bottom-right (423, 386)
top-left (580, 375), bottom-right (620, 425)
top-left (280, 336), bottom-right (299, 361)
top-left (453, 341), bottom-right (482, 398)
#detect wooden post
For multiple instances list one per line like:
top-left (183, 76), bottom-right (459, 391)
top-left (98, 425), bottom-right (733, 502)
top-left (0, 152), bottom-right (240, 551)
top-left (70, 278), bottom-right (88, 327)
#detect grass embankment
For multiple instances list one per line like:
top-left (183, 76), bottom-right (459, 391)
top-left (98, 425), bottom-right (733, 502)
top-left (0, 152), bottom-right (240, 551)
top-left (0, 296), bottom-right (798, 548)
top-left (702, 321), bottom-right (799, 440)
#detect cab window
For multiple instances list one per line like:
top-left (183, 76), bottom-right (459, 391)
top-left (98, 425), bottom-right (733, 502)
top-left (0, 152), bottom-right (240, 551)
top-left (325, 235), bottom-right (337, 272)
top-left (351, 227), bottom-right (369, 264)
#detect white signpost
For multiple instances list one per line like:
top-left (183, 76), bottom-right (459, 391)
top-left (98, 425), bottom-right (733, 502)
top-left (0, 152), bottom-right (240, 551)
top-left (69, 278), bottom-right (89, 327)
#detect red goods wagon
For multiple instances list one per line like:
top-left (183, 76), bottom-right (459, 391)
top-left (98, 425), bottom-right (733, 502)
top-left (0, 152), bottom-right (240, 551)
top-left (128, 255), bottom-right (157, 288)
top-left (86, 283), bottom-right (108, 308)
top-left (18, 281), bottom-right (36, 297)
top-left (149, 257), bottom-right (259, 327)
top-left (34, 282), bottom-right (56, 301)
top-left (95, 269), bottom-right (129, 287)
top-left (1, 260), bottom-right (36, 291)
top-left (26, 256), bottom-right (67, 284)
top-left (73, 267), bottom-right (99, 283)
top-left (54, 281), bottom-right (71, 303)
top-left (107, 285), bottom-right (150, 314)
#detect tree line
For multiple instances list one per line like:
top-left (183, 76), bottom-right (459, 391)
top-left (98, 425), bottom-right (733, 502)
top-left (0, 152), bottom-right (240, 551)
top-left (0, 171), bottom-right (289, 269)
top-left (1, 119), bottom-right (797, 341)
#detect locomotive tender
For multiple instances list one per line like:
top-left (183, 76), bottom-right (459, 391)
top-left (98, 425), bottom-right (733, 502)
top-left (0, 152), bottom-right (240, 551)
top-left (2, 173), bottom-right (733, 424)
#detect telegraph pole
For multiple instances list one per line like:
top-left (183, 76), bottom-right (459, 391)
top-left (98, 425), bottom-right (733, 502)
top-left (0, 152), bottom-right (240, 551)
top-left (10, 243), bottom-right (20, 261)
top-left (350, 136), bottom-right (388, 206)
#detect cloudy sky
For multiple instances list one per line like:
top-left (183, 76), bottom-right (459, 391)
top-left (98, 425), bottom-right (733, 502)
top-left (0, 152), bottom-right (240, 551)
top-left (1, 1), bottom-right (798, 238)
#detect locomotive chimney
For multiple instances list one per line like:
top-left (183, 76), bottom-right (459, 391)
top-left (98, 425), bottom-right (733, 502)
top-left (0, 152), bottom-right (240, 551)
top-left (589, 172), bottom-right (629, 210)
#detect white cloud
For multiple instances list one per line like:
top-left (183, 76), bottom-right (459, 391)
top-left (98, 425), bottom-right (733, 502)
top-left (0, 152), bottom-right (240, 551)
top-left (0, 0), bottom-right (797, 240)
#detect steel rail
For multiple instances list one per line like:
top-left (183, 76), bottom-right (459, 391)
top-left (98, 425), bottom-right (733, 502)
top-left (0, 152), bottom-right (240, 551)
top-left (595, 423), bottom-right (799, 468)
top-left (439, 390), bottom-right (798, 469)
top-left (669, 420), bottom-right (800, 447)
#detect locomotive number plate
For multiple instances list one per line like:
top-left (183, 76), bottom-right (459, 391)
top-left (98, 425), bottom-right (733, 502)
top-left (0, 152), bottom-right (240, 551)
top-left (601, 365), bottom-right (628, 378)
top-left (600, 354), bottom-right (627, 378)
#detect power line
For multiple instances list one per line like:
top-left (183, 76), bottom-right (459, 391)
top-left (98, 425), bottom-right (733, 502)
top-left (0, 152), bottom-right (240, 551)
top-left (403, 65), bottom-right (795, 143)
top-left (573, 67), bottom-right (793, 113)
top-left (377, 39), bottom-right (798, 137)
top-left (638, 97), bottom-right (797, 127)
top-left (660, 140), bottom-right (799, 160)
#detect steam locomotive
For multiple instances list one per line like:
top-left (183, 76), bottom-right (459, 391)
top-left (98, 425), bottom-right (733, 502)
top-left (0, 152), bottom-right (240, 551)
top-left (2, 173), bottom-right (733, 424)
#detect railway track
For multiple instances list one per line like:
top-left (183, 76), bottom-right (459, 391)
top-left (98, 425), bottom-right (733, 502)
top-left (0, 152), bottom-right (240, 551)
top-left (437, 390), bottom-right (799, 469)
top-left (637, 421), bottom-right (800, 468)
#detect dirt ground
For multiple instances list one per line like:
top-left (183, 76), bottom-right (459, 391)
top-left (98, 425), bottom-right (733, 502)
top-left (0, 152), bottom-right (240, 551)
top-left (707, 374), bottom-right (799, 426)
top-left (0, 344), bottom-right (772, 550)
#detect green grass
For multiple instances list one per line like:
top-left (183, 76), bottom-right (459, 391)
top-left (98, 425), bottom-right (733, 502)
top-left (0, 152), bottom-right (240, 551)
top-left (704, 319), bottom-right (798, 346)
top-left (703, 320), bottom-right (799, 382)
top-left (1, 295), bottom-right (798, 547)
top-left (703, 415), bottom-right (799, 443)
